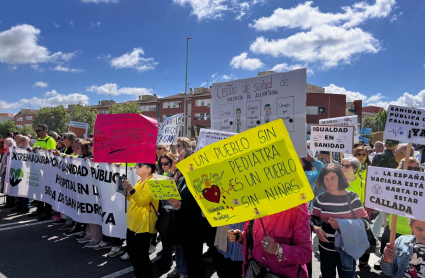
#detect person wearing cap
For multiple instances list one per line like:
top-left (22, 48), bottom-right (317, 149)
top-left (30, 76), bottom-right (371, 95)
top-left (122, 162), bottom-right (159, 278)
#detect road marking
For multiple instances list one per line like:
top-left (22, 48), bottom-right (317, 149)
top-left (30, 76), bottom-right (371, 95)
top-left (0, 219), bottom-right (37, 228)
top-left (0, 220), bottom-right (54, 232)
top-left (100, 267), bottom-right (134, 278)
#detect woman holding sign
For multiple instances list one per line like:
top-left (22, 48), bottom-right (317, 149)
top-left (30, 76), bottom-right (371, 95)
top-left (122, 163), bottom-right (158, 278)
top-left (311, 164), bottom-right (370, 278)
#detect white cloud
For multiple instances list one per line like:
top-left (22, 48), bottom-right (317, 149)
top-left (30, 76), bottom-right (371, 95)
top-left (270, 63), bottom-right (314, 75)
top-left (8, 65), bottom-right (17, 70)
top-left (250, 0), bottom-right (395, 31)
top-left (173, 0), bottom-right (266, 21)
top-left (53, 65), bottom-right (84, 73)
top-left (324, 84), bottom-right (384, 104)
top-left (81, 0), bottom-right (118, 3)
top-left (54, 22), bottom-right (60, 28)
top-left (97, 53), bottom-right (112, 60)
top-left (0, 90), bottom-right (89, 112)
top-left (86, 83), bottom-right (152, 97)
top-left (90, 22), bottom-right (101, 28)
top-left (200, 73), bottom-right (237, 87)
top-left (110, 48), bottom-right (158, 72)
top-left (230, 52), bottom-right (264, 71)
top-left (249, 0), bottom-right (394, 69)
top-left (250, 25), bottom-right (380, 68)
top-left (31, 64), bottom-right (45, 72)
top-left (69, 20), bottom-right (75, 27)
top-left (33, 81), bottom-right (48, 88)
top-left (0, 24), bottom-right (77, 65)
top-left (368, 89), bottom-right (425, 109)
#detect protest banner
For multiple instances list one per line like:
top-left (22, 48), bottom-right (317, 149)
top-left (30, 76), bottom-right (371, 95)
top-left (69, 121), bottom-right (89, 140)
top-left (361, 127), bottom-right (372, 136)
top-left (211, 68), bottom-right (307, 157)
top-left (310, 125), bottom-right (354, 154)
top-left (384, 105), bottom-right (425, 144)
top-left (4, 149), bottom-right (139, 238)
top-left (365, 166), bottom-right (425, 220)
top-left (319, 115), bottom-right (360, 143)
top-left (196, 128), bottom-right (236, 151)
top-left (147, 179), bottom-right (181, 200)
top-left (93, 114), bottom-right (158, 163)
top-left (359, 136), bottom-right (370, 145)
top-left (177, 119), bottom-right (314, 227)
top-left (157, 114), bottom-right (183, 145)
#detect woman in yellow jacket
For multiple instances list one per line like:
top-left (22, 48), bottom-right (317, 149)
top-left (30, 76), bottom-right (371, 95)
top-left (123, 163), bottom-right (159, 278)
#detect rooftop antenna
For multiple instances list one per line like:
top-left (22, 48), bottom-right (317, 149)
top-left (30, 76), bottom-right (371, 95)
top-left (153, 84), bottom-right (157, 95)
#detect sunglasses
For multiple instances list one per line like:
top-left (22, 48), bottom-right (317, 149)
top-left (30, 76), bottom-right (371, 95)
top-left (407, 166), bottom-right (421, 171)
top-left (160, 162), bottom-right (169, 166)
top-left (341, 164), bottom-right (352, 169)
top-left (35, 130), bottom-right (43, 133)
top-left (156, 147), bottom-right (164, 150)
top-left (356, 153), bottom-right (367, 157)
top-left (136, 163), bottom-right (147, 168)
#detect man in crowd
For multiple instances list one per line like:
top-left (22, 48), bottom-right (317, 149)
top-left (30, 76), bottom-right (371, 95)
top-left (11, 136), bottom-right (32, 214)
top-left (394, 143), bottom-right (414, 163)
top-left (370, 141), bottom-right (384, 157)
top-left (29, 124), bottom-right (57, 221)
top-left (372, 139), bottom-right (399, 169)
top-left (416, 144), bottom-right (425, 166)
top-left (14, 133), bottom-right (22, 148)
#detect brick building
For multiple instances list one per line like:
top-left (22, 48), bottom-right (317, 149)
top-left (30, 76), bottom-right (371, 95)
top-left (14, 109), bottom-right (38, 128)
top-left (0, 113), bottom-right (14, 123)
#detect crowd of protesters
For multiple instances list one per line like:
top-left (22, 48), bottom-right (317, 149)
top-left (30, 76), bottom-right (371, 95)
top-left (1, 123), bottom-right (425, 278)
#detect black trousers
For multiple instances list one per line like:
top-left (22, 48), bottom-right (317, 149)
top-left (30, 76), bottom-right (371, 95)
top-left (380, 225), bottom-right (402, 254)
top-left (181, 241), bottom-right (205, 278)
top-left (36, 201), bottom-right (52, 215)
top-left (126, 229), bottom-right (153, 278)
top-left (212, 246), bottom-right (243, 278)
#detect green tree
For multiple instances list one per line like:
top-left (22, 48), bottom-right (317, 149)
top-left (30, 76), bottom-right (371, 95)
top-left (109, 103), bottom-right (141, 114)
top-left (0, 120), bottom-right (17, 138)
top-left (69, 104), bottom-right (98, 133)
top-left (32, 106), bottom-right (69, 133)
top-left (375, 109), bottom-right (387, 132)
top-left (362, 116), bottom-right (378, 132)
top-left (18, 125), bottom-right (36, 138)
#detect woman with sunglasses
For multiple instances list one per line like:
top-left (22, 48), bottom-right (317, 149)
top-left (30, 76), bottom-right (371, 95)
top-left (353, 146), bottom-right (371, 181)
top-left (157, 152), bottom-right (176, 177)
top-left (122, 162), bottom-right (158, 278)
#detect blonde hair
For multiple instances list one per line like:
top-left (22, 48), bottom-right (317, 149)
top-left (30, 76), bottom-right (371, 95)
top-left (398, 157), bottom-right (423, 172)
top-left (177, 137), bottom-right (191, 149)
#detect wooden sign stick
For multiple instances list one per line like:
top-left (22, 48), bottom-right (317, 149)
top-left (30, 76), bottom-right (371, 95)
top-left (389, 142), bottom-right (412, 245)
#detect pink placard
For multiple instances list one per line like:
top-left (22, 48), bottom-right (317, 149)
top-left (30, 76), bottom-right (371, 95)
top-left (93, 114), bottom-right (158, 163)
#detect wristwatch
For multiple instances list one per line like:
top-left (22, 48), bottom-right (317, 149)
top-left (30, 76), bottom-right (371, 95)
top-left (129, 189), bottom-right (136, 195)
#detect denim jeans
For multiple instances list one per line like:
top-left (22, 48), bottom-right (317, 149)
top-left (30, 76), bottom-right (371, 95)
top-left (319, 246), bottom-right (356, 278)
top-left (174, 245), bottom-right (188, 276)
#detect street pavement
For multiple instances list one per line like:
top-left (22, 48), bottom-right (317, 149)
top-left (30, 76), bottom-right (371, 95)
top-left (0, 197), bottom-right (388, 278)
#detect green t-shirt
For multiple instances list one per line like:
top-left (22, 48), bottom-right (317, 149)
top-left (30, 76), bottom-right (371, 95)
top-left (346, 176), bottom-right (365, 204)
top-left (33, 136), bottom-right (57, 150)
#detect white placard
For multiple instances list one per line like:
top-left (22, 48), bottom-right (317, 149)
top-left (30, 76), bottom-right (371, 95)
top-left (310, 125), bottom-right (354, 154)
top-left (196, 128), bottom-right (237, 151)
top-left (69, 121), bottom-right (89, 140)
top-left (319, 115), bottom-right (359, 143)
top-left (157, 114), bottom-right (183, 145)
top-left (365, 166), bottom-right (425, 220)
top-left (384, 105), bottom-right (425, 144)
top-left (211, 68), bottom-right (307, 157)
top-left (4, 149), bottom-right (139, 238)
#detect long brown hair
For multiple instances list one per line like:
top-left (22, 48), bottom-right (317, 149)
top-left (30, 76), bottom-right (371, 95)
top-left (353, 146), bottom-right (371, 166)
top-left (158, 152), bottom-right (176, 172)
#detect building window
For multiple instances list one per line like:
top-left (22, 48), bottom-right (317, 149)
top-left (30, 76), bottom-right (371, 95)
top-left (163, 101), bottom-right (182, 108)
top-left (25, 116), bottom-right (33, 120)
top-left (16, 117), bottom-right (23, 121)
top-left (16, 125), bottom-right (23, 128)
top-left (98, 110), bottom-right (109, 114)
top-left (140, 105), bottom-right (156, 112)
top-left (195, 99), bottom-right (211, 107)
top-left (162, 114), bottom-right (173, 121)
top-left (26, 124), bottom-right (32, 127)
top-left (194, 113), bottom-right (210, 120)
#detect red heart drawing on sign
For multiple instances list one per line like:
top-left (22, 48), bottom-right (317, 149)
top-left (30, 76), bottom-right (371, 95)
top-left (202, 185), bottom-right (221, 203)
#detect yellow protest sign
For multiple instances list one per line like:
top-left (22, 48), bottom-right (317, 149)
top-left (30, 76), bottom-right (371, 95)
top-left (177, 119), bottom-right (314, 227)
top-left (147, 179), bottom-right (181, 200)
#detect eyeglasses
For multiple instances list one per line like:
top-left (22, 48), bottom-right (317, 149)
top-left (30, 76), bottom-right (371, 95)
top-left (35, 130), bottom-right (43, 133)
top-left (156, 147), bottom-right (164, 150)
top-left (356, 153), bottom-right (367, 157)
top-left (407, 166), bottom-right (421, 171)
top-left (341, 164), bottom-right (352, 169)
top-left (160, 162), bottom-right (169, 166)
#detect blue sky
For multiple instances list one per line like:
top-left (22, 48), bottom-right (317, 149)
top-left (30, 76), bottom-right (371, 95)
top-left (0, 0), bottom-right (424, 114)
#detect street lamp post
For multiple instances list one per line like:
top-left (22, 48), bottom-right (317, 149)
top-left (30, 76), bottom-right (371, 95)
top-left (183, 37), bottom-right (192, 138)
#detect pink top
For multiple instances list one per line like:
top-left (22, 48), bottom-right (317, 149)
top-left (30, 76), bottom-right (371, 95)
top-left (243, 203), bottom-right (312, 278)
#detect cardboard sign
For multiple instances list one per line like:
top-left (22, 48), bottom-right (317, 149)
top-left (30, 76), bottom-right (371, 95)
top-left (365, 166), bottom-right (425, 221)
top-left (147, 179), bottom-right (181, 200)
top-left (157, 114), bottom-right (183, 145)
top-left (361, 127), bottom-right (372, 136)
top-left (319, 115), bottom-right (359, 143)
top-left (69, 121), bottom-right (88, 140)
top-left (196, 128), bottom-right (237, 151)
top-left (384, 105), bottom-right (425, 144)
top-left (93, 114), bottom-right (158, 163)
top-left (177, 119), bottom-right (314, 227)
top-left (310, 125), bottom-right (354, 154)
top-left (211, 68), bottom-right (307, 158)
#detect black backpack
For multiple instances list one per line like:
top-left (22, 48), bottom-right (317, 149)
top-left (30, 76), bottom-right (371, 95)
top-left (373, 151), bottom-right (394, 168)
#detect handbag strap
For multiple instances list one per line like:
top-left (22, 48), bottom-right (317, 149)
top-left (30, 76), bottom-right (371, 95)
top-left (150, 202), bottom-right (159, 217)
top-left (345, 194), bottom-right (357, 219)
